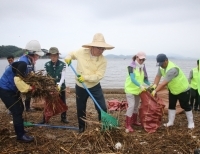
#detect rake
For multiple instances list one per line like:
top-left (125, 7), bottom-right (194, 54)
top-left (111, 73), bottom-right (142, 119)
top-left (69, 63), bottom-right (118, 131)
top-left (23, 121), bottom-right (79, 130)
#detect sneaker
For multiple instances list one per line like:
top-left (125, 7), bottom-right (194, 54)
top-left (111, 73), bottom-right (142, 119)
top-left (79, 127), bottom-right (85, 133)
top-left (26, 108), bottom-right (35, 112)
top-left (61, 119), bottom-right (69, 124)
top-left (17, 134), bottom-right (34, 143)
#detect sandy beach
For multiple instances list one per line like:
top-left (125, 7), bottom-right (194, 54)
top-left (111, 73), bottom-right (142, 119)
top-left (0, 89), bottom-right (200, 153)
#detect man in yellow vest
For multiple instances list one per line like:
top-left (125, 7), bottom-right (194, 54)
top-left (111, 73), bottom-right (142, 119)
top-left (198, 59), bottom-right (200, 110)
top-left (188, 60), bottom-right (199, 111)
top-left (151, 54), bottom-right (194, 129)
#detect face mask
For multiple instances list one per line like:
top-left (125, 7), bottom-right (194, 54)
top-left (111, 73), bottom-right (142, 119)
top-left (135, 59), bottom-right (144, 69)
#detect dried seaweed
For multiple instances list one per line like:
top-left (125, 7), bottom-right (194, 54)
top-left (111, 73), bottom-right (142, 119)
top-left (1, 92), bottom-right (200, 154)
top-left (20, 70), bottom-right (60, 104)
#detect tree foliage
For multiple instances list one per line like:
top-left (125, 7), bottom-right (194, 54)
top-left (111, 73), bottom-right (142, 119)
top-left (0, 46), bottom-right (48, 58)
top-left (0, 45), bottom-right (23, 58)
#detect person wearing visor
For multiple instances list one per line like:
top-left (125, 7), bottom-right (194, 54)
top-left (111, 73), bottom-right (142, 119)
top-left (64, 33), bottom-right (114, 133)
top-left (18, 40), bottom-right (44, 112)
top-left (151, 53), bottom-right (194, 129)
top-left (124, 51), bottom-right (150, 133)
top-left (0, 40), bottom-right (44, 143)
top-left (38, 47), bottom-right (69, 124)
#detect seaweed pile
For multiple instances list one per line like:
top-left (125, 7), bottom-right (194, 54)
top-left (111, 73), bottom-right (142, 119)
top-left (21, 70), bottom-right (60, 104)
top-left (1, 92), bottom-right (200, 153)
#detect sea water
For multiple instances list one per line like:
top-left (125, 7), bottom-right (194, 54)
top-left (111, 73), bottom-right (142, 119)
top-left (0, 58), bottom-right (196, 89)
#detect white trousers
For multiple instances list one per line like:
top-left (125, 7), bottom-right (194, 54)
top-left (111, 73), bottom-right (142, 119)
top-left (125, 94), bottom-right (140, 117)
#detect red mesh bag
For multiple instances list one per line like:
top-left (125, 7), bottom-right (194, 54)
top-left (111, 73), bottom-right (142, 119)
top-left (139, 91), bottom-right (165, 133)
top-left (44, 97), bottom-right (68, 122)
top-left (107, 99), bottom-right (128, 111)
top-left (120, 100), bottom-right (128, 111)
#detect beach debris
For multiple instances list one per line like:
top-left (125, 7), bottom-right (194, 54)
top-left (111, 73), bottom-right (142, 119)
top-left (20, 70), bottom-right (60, 104)
top-left (115, 142), bottom-right (122, 149)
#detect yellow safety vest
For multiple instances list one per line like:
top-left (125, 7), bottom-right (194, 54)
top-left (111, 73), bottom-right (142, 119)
top-left (125, 67), bottom-right (144, 95)
top-left (160, 61), bottom-right (189, 95)
top-left (190, 67), bottom-right (198, 90)
top-left (198, 59), bottom-right (200, 95)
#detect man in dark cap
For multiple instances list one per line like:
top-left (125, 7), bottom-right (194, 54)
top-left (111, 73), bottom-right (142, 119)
top-left (151, 53), bottom-right (194, 129)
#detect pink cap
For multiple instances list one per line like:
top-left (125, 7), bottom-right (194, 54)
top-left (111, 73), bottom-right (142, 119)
top-left (136, 51), bottom-right (146, 59)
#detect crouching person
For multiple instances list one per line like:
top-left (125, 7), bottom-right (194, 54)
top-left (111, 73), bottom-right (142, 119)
top-left (0, 40), bottom-right (44, 142)
top-left (151, 54), bottom-right (194, 129)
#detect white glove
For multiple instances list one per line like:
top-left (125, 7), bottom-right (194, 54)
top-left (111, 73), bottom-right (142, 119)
top-left (140, 85), bottom-right (146, 92)
top-left (58, 69), bottom-right (66, 88)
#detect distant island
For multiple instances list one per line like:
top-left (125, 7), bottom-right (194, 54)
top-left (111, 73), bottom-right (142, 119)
top-left (104, 54), bottom-right (195, 60)
top-left (0, 45), bottom-right (195, 60)
top-left (0, 45), bottom-right (49, 58)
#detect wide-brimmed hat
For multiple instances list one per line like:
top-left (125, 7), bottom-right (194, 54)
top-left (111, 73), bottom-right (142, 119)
top-left (46, 47), bottom-right (61, 56)
top-left (156, 53), bottom-right (168, 66)
top-left (82, 33), bottom-right (114, 50)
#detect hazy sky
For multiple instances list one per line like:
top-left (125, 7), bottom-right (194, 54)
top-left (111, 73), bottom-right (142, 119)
top-left (1, 0), bottom-right (200, 58)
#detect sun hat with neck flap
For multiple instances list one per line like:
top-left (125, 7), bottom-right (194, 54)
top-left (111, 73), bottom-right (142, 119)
top-left (82, 33), bottom-right (114, 50)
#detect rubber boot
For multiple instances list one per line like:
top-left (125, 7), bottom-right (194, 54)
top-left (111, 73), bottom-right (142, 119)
top-left (61, 112), bottom-right (69, 124)
top-left (163, 109), bottom-right (176, 127)
top-left (185, 111), bottom-right (195, 129)
top-left (14, 124), bottom-right (34, 143)
top-left (132, 113), bottom-right (141, 126)
top-left (125, 116), bottom-right (134, 133)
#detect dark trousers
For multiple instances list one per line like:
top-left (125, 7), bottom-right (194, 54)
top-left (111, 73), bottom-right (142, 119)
top-left (60, 90), bottom-right (67, 119)
top-left (199, 94), bottom-right (200, 107)
top-left (168, 89), bottom-right (191, 111)
top-left (0, 88), bottom-right (25, 138)
top-left (190, 88), bottom-right (199, 109)
top-left (25, 95), bottom-right (31, 110)
top-left (75, 83), bottom-right (107, 129)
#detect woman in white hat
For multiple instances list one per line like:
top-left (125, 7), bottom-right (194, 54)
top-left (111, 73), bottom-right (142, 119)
top-left (124, 51), bottom-right (151, 133)
top-left (65, 33), bottom-right (114, 133)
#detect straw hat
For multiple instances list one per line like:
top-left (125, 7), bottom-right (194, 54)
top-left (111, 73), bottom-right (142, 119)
top-left (82, 33), bottom-right (114, 50)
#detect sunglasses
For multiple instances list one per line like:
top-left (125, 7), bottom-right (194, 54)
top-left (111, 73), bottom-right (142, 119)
top-left (139, 58), bottom-right (145, 62)
top-left (96, 47), bottom-right (105, 51)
